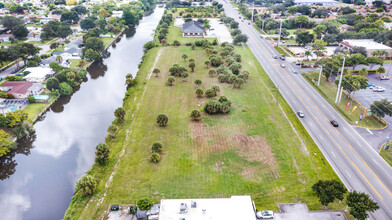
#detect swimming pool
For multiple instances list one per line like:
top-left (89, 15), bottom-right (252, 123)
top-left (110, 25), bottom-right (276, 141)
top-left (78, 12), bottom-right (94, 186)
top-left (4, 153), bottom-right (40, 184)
top-left (33, 95), bottom-right (49, 100)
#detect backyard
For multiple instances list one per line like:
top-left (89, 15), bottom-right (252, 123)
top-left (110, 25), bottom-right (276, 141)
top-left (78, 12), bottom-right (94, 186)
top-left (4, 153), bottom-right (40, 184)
top-left (302, 71), bottom-right (386, 129)
top-left (66, 43), bottom-right (344, 219)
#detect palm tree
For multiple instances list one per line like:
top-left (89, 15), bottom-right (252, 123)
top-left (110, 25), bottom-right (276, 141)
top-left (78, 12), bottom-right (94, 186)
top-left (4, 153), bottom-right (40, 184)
top-left (205, 60), bottom-right (210, 68)
top-left (153, 68), bottom-right (160, 77)
top-left (377, 66), bottom-right (385, 77)
top-left (305, 50), bottom-right (311, 60)
top-left (56, 55), bottom-right (63, 64)
top-left (182, 54), bottom-right (188, 61)
top-left (78, 60), bottom-right (86, 68)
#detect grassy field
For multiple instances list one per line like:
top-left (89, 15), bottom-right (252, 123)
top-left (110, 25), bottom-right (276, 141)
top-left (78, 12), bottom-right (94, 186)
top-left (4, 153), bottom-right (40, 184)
top-left (65, 43), bottom-right (345, 219)
top-left (380, 141), bottom-right (392, 166)
top-left (24, 103), bottom-right (48, 121)
top-left (156, 25), bottom-right (216, 45)
top-left (102, 37), bottom-right (116, 48)
top-left (287, 29), bottom-right (314, 35)
top-left (302, 71), bottom-right (386, 129)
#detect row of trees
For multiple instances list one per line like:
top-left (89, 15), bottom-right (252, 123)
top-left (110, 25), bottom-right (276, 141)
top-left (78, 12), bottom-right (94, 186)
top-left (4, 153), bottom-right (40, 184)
top-left (220, 15), bottom-right (248, 45)
top-left (47, 64), bottom-right (87, 96)
top-left (0, 43), bottom-right (39, 68)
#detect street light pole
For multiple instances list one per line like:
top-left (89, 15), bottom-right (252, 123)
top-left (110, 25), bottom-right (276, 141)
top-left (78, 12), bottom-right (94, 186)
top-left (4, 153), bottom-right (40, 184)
top-left (335, 57), bottom-right (346, 104)
top-left (318, 66), bottom-right (323, 86)
top-left (277, 19), bottom-right (282, 47)
top-left (262, 20), bottom-right (265, 31)
top-left (251, 2), bottom-right (254, 21)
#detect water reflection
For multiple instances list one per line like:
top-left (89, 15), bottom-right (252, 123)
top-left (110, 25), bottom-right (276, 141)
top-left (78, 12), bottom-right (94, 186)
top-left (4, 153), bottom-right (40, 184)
top-left (0, 6), bottom-right (165, 220)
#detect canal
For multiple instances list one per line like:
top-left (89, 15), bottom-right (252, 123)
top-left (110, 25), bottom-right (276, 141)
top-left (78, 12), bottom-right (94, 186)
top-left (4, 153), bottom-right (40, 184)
top-left (0, 6), bottom-right (164, 220)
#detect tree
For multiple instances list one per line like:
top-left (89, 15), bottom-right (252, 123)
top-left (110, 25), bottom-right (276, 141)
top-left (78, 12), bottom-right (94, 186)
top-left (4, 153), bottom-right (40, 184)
top-left (190, 109), bottom-right (201, 121)
top-left (122, 10), bottom-right (137, 26)
top-left (1, 16), bottom-right (23, 30)
top-left (366, 57), bottom-right (383, 69)
top-left (377, 66), bottom-right (385, 77)
top-left (95, 143), bottom-right (110, 165)
top-left (60, 11), bottom-right (79, 24)
top-left (205, 60), bottom-right (210, 68)
top-left (0, 130), bottom-right (11, 157)
top-left (173, 40), bottom-right (180, 46)
top-left (42, 21), bottom-right (72, 39)
top-left (98, 8), bottom-right (110, 18)
top-left (75, 175), bottom-right (97, 195)
top-left (84, 49), bottom-right (100, 61)
top-left (370, 99), bottom-right (392, 119)
top-left (347, 191), bottom-right (379, 220)
top-left (66, 0), bottom-right (77, 5)
top-left (153, 68), bottom-right (160, 77)
top-left (80, 17), bottom-right (96, 30)
top-left (71, 5), bottom-right (88, 15)
top-left (296, 31), bottom-right (314, 46)
top-left (167, 76), bottom-right (175, 86)
top-left (311, 180), bottom-right (347, 209)
top-left (56, 55), bottom-right (63, 64)
top-left (208, 69), bottom-right (216, 77)
top-left (12, 25), bottom-right (28, 38)
top-left (189, 61), bottom-right (195, 72)
top-left (314, 25), bottom-right (327, 37)
top-left (5, 110), bottom-right (28, 128)
top-left (351, 46), bottom-right (367, 57)
top-left (335, 74), bottom-right (367, 100)
top-left (204, 99), bottom-right (221, 114)
top-left (205, 88), bottom-right (216, 97)
top-left (59, 82), bottom-right (73, 96)
top-left (295, 15), bottom-right (309, 29)
top-left (229, 62), bottom-right (242, 75)
top-left (49, 62), bottom-right (62, 73)
top-left (234, 78), bottom-right (245, 88)
top-left (114, 107), bottom-right (125, 122)
top-left (137, 198), bottom-right (154, 210)
top-left (152, 142), bottom-right (162, 153)
top-left (196, 88), bottom-right (204, 98)
top-left (150, 152), bottom-right (161, 163)
top-left (182, 54), bottom-right (188, 61)
top-left (84, 37), bottom-right (104, 53)
top-left (181, 71), bottom-right (189, 81)
top-left (157, 114), bottom-right (168, 126)
top-left (347, 53), bottom-right (367, 70)
top-left (304, 50), bottom-right (312, 60)
top-left (194, 79), bottom-right (202, 87)
top-left (233, 34), bottom-right (248, 44)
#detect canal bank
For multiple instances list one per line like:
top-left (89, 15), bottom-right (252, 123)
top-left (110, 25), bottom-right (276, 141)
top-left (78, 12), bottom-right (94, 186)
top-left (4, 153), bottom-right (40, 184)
top-left (0, 6), bottom-right (165, 220)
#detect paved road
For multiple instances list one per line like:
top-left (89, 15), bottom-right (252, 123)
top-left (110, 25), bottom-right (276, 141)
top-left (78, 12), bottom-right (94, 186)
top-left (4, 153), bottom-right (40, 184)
top-left (221, 1), bottom-right (392, 219)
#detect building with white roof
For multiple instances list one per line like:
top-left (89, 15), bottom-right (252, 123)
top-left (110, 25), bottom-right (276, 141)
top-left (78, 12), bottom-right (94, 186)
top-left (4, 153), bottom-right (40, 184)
top-left (293, 0), bottom-right (338, 6)
top-left (339, 39), bottom-right (392, 57)
top-left (159, 196), bottom-right (257, 220)
top-left (23, 67), bottom-right (53, 83)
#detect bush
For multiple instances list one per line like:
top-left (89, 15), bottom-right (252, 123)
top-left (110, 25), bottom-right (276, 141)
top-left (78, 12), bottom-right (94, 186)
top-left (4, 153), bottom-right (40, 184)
top-left (137, 198), bottom-right (154, 210)
top-left (150, 152), bottom-right (161, 163)
top-left (190, 109), bottom-right (201, 120)
top-left (173, 40), bottom-right (180, 46)
top-left (208, 69), bottom-right (216, 77)
top-left (59, 82), bottom-right (73, 96)
top-left (157, 114), bottom-right (168, 126)
top-left (75, 175), bottom-right (97, 195)
top-left (219, 96), bottom-right (228, 103)
top-left (167, 76), bottom-right (175, 86)
top-left (95, 143), bottom-right (110, 165)
top-left (107, 124), bottom-right (117, 134)
top-left (204, 99), bottom-right (221, 114)
top-left (27, 96), bottom-right (36, 103)
top-left (194, 79), bottom-right (202, 86)
top-left (152, 142), bottom-right (162, 153)
top-left (27, 60), bottom-right (38, 67)
top-left (218, 74), bottom-right (226, 83)
top-left (196, 88), bottom-right (204, 97)
top-left (143, 41), bottom-right (156, 50)
top-left (212, 85), bottom-right (220, 94)
top-left (205, 88), bottom-right (216, 97)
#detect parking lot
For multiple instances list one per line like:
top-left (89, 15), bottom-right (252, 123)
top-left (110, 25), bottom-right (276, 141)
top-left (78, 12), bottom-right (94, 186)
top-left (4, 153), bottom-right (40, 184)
top-left (288, 46), bottom-right (337, 57)
top-left (273, 204), bottom-right (346, 220)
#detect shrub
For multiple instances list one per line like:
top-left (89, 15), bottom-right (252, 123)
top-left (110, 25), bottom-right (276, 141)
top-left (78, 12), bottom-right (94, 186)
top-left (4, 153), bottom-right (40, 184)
top-left (143, 41), bottom-right (155, 50)
top-left (157, 114), bottom-right (168, 126)
top-left (204, 99), bottom-right (221, 114)
top-left (212, 85), bottom-right (220, 94)
top-left (196, 88), bottom-right (204, 97)
top-left (218, 74), bottom-right (226, 83)
top-left (75, 175), bottom-right (97, 195)
top-left (107, 124), bottom-right (117, 134)
top-left (95, 143), bottom-right (110, 165)
top-left (152, 142), bottom-right (162, 153)
top-left (228, 74), bottom-right (237, 84)
top-left (205, 88), bottom-right (216, 97)
top-left (167, 76), bottom-right (175, 86)
top-left (173, 40), bottom-right (180, 46)
top-left (150, 152), bottom-right (161, 163)
top-left (137, 198), bottom-right (154, 210)
top-left (27, 96), bottom-right (36, 103)
top-left (208, 69), bottom-right (216, 77)
top-left (27, 60), bottom-right (38, 67)
top-left (219, 96), bottom-right (228, 103)
top-left (194, 79), bottom-right (202, 86)
top-left (190, 109), bottom-right (201, 120)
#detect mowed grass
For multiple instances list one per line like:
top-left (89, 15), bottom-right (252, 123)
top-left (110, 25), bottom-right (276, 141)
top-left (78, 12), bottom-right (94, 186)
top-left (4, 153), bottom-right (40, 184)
top-left (164, 25), bottom-right (216, 45)
top-left (380, 141), bottom-right (392, 166)
top-left (68, 44), bottom-right (344, 219)
top-left (303, 71), bottom-right (385, 129)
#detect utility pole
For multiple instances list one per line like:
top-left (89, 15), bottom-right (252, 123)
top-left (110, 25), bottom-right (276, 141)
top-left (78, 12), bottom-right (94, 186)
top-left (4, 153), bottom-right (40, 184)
top-left (262, 20), bottom-right (265, 31)
top-left (318, 66), bottom-right (323, 86)
top-left (251, 2), bottom-right (255, 22)
top-left (335, 57), bottom-right (346, 104)
top-left (277, 19), bottom-right (282, 47)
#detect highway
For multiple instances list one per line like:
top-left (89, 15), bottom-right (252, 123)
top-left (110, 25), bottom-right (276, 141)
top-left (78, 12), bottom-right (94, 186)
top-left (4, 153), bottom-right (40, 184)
top-left (219, 1), bottom-right (392, 219)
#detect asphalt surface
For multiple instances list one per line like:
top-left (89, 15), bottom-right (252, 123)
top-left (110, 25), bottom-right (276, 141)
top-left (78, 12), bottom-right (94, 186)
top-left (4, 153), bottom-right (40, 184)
top-left (221, 1), bottom-right (392, 219)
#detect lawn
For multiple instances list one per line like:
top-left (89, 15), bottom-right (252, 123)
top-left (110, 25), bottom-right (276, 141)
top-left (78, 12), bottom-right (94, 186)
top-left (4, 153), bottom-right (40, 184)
top-left (302, 71), bottom-right (386, 129)
top-left (65, 44), bottom-right (344, 219)
top-left (69, 59), bottom-right (89, 69)
top-left (380, 141), bottom-right (392, 166)
top-left (24, 102), bottom-right (49, 121)
top-left (159, 25), bottom-right (216, 45)
top-left (287, 29), bottom-right (314, 35)
top-left (274, 46), bottom-right (289, 56)
top-left (171, 7), bottom-right (221, 18)
top-left (102, 37), bottom-right (115, 48)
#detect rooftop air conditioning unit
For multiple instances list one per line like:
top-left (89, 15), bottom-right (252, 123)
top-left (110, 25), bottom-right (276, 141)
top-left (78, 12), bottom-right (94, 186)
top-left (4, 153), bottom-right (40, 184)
top-left (180, 203), bottom-right (187, 212)
top-left (191, 201), bottom-right (197, 208)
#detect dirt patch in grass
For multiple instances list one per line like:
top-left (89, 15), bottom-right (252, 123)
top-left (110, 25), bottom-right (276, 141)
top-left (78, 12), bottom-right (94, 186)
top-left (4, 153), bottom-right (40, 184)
top-left (233, 134), bottom-right (275, 167)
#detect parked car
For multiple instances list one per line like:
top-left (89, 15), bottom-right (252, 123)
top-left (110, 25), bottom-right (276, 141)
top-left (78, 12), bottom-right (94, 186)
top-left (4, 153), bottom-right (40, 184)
top-left (11, 69), bottom-right (18, 73)
top-left (367, 83), bottom-right (374, 87)
top-left (15, 73), bottom-right (23, 76)
top-left (380, 76), bottom-right (390, 80)
top-left (296, 62), bottom-right (304, 66)
top-left (248, 22), bottom-right (251, 25)
top-left (256, 210), bottom-right (274, 219)
top-left (330, 120), bottom-right (338, 127)
top-left (281, 64), bottom-right (285, 68)
top-left (272, 54), bottom-right (278, 59)
top-left (297, 111), bottom-right (304, 118)
top-left (260, 35), bottom-right (264, 39)
top-left (373, 86), bottom-right (385, 92)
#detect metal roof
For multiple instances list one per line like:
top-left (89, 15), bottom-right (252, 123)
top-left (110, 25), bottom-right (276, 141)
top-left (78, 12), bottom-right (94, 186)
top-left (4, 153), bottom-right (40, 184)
top-left (181, 20), bottom-right (204, 33)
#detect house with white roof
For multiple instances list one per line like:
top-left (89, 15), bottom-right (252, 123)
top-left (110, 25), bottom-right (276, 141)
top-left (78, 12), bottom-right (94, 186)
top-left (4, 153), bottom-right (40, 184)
top-left (23, 67), bottom-right (54, 83)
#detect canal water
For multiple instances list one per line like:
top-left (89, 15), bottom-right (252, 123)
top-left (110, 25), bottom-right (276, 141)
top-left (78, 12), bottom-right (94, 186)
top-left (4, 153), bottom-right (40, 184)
top-left (0, 6), bottom-right (164, 220)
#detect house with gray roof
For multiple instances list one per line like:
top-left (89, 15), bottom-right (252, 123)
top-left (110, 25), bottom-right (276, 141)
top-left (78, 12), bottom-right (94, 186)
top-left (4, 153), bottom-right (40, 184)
top-left (181, 20), bottom-right (205, 37)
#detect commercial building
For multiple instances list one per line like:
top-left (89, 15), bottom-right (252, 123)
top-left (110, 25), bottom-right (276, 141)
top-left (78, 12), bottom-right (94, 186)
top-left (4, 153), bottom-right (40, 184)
top-left (159, 196), bottom-right (257, 220)
top-left (181, 20), bottom-right (205, 37)
top-left (339, 39), bottom-right (392, 57)
top-left (293, 0), bottom-right (338, 6)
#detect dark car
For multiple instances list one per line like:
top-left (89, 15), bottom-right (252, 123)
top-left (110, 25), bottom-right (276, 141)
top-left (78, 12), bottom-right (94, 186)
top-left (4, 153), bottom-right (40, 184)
top-left (330, 120), bottom-right (338, 127)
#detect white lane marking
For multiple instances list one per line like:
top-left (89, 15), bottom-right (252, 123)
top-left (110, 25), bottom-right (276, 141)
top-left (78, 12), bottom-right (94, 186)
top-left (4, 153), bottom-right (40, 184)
top-left (345, 170), bottom-right (352, 178)
top-left (321, 103), bottom-right (326, 108)
top-left (373, 159), bottom-right (379, 166)
top-left (331, 151), bottom-right (336, 158)
top-left (319, 135), bottom-right (324, 141)
top-left (343, 127), bottom-right (349, 133)
top-left (367, 129), bottom-right (373, 134)
top-left (356, 140), bottom-right (361, 146)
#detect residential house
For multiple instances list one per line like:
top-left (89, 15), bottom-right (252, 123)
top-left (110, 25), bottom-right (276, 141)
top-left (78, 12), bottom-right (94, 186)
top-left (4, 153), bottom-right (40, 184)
top-left (0, 99), bottom-right (29, 115)
top-left (23, 67), bottom-right (54, 83)
top-left (181, 20), bottom-right (205, 37)
top-left (0, 34), bottom-right (14, 42)
top-left (293, 0), bottom-right (338, 6)
top-left (1, 81), bottom-right (43, 99)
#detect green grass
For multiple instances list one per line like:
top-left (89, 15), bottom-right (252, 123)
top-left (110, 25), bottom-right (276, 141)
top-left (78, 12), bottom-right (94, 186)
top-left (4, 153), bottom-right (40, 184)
top-left (302, 71), bottom-right (386, 129)
top-left (24, 102), bottom-right (49, 121)
top-left (274, 46), bottom-right (289, 56)
top-left (287, 29), bottom-right (314, 35)
top-left (102, 37), bottom-right (115, 48)
top-left (69, 59), bottom-right (89, 69)
top-left (159, 25), bottom-right (216, 45)
top-left (171, 8), bottom-right (221, 18)
top-left (380, 141), bottom-right (392, 166)
top-left (65, 44), bottom-right (344, 219)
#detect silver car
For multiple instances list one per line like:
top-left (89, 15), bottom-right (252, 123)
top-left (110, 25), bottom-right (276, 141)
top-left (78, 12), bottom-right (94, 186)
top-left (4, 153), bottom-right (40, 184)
top-left (373, 86), bottom-right (385, 92)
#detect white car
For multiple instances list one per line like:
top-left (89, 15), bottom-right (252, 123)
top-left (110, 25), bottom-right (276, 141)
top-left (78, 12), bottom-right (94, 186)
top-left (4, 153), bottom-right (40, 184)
top-left (381, 76), bottom-right (390, 80)
top-left (256, 210), bottom-right (274, 219)
top-left (373, 86), bottom-right (385, 92)
top-left (281, 64), bottom-right (285, 68)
